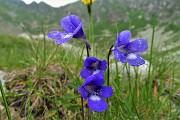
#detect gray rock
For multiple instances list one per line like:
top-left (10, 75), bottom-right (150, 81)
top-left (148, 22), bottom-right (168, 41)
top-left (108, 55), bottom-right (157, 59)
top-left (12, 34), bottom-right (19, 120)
top-left (110, 60), bottom-right (151, 79)
top-left (0, 71), bottom-right (6, 90)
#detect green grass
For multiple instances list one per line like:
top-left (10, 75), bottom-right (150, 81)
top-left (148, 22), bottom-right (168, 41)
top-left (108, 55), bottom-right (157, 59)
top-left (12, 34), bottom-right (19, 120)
top-left (0, 35), bottom-right (35, 69)
top-left (0, 20), bottom-right (180, 120)
top-left (0, 31), bottom-right (179, 119)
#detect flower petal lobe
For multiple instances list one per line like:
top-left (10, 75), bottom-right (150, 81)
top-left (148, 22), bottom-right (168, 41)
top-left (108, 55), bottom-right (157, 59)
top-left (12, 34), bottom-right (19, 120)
top-left (127, 53), bottom-right (145, 66)
top-left (88, 95), bottom-right (108, 112)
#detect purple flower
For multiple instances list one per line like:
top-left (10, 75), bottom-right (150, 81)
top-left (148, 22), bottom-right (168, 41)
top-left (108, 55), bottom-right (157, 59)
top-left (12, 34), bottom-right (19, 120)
top-left (78, 73), bottom-right (114, 112)
top-left (113, 30), bottom-right (148, 66)
top-left (80, 57), bottom-right (107, 79)
top-left (48, 15), bottom-right (90, 48)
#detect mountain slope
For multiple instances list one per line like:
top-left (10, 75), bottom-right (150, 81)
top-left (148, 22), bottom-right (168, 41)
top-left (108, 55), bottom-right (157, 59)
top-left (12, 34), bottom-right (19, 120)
top-left (0, 0), bottom-right (179, 35)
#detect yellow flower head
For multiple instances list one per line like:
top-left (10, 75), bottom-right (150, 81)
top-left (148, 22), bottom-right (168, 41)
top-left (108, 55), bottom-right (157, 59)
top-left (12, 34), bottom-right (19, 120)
top-left (81, 0), bottom-right (95, 5)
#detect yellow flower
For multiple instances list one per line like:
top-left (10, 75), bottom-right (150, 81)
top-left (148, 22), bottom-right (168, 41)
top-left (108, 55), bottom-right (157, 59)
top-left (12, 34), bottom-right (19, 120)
top-left (81, 0), bottom-right (95, 5)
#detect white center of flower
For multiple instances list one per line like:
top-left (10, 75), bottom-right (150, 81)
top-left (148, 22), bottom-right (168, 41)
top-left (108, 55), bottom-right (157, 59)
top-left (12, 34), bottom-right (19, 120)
top-left (89, 95), bottom-right (101, 101)
top-left (127, 53), bottom-right (137, 59)
top-left (63, 33), bottom-right (72, 39)
top-left (117, 46), bottom-right (127, 54)
top-left (92, 70), bottom-right (100, 75)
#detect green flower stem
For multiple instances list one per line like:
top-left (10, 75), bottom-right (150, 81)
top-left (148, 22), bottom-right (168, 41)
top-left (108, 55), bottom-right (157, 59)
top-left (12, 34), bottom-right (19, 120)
top-left (0, 80), bottom-right (11, 120)
top-left (90, 14), bottom-right (95, 56)
top-left (87, 4), bottom-right (92, 16)
top-left (87, 3), bottom-right (95, 56)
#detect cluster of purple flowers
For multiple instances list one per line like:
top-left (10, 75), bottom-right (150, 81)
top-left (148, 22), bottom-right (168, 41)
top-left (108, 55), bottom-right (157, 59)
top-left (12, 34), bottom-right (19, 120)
top-left (48, 14), bottom-right (148, 112)
top-left (79, 57), bottom-right (113, 112)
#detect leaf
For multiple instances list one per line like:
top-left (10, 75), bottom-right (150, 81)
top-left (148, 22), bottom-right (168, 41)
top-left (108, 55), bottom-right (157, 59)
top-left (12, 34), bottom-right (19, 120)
top-left (68, 82), bottom-right (78, 89)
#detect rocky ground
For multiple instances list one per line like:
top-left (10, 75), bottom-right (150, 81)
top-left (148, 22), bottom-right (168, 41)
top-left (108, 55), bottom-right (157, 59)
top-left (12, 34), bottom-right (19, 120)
top-left (0, 64), bottom-right (75, 119)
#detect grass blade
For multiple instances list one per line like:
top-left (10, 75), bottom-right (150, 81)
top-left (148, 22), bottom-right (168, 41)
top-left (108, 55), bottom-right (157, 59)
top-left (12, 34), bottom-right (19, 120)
top-left (0, 80), bottom-right (11, 120)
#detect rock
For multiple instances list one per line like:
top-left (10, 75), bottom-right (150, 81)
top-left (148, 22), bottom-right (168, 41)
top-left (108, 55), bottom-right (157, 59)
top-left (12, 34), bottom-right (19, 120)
top-left (110, 60), bottom-right (151, 79)
top-left (0, 71), bottom-right (6, 89)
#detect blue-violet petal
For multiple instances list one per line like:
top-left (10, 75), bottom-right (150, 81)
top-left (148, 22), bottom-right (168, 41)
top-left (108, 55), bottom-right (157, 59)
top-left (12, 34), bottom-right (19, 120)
top-left (88, 95), bottom-right (108, 112)
top-left (114, 49), bottom-right (126, 63)
top-left (78, 86), bottom-right (88, 100)
top-left (116, 30), bottom-right (131, 47)
top-left (127, 53), bottom-right (145, 66)
top-left (99, 86), bottom-right (114, 98)
top-left (126, 38), bottom-right (148, 52)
